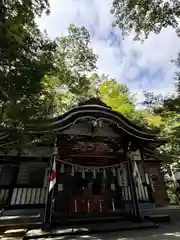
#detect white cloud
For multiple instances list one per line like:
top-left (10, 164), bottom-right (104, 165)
top-left (37, 0), bottom-right (180, 101)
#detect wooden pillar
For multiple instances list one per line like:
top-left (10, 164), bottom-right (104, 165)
top-left (42, 157), bottom-right (54, 230)
top-left (140, 147), bottom-right (156, 205)
top-left (140, 147), bottom-right (149, 184)
top-left (42, 141), bottom-right (57, 231)
top-left (7, 163), bottom-right (20, 207)
top-left (125, 142), bottom-right (141, 222)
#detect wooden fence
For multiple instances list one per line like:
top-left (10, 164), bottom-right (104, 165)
top-left (0, 187), bottom-right (48, 207)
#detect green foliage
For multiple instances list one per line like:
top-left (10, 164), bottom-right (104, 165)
top-left (98, 79), bottom-right (164, 132)
top-left (0, 0), bottom-right (57, 128)
top-left (58, 24), bottom-right (98, 74)
top-left (42, 25), bottom-right (101, 115)
top-left (99, 80), bottom-right (136, 117)
top-left (166, 182), bottom-right (179, 204)
top-left (143, 91), bottom-right (180, 165)
top-left (111, 0), bottom-right (180, 40)
top-left (161, 113), bottom-right (180, 156)
top-left (2, 0), bottom-right (178, 161)
top-left (111, 0), bottom-right (180, 167)
top-left (143, 92), bottom-right (164, 110)
top-left (0, 4), bottom-right (99, 126)
top-left (55, 24), bottom-right (98, 96)
top-left (0, 3), bottom-right (102, 127)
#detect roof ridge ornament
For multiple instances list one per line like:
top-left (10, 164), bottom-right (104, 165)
top-left (92, 119), bottom-right (103, 128)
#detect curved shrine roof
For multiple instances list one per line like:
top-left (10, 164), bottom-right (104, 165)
top-left (25, 98), bottom-right (166, 143)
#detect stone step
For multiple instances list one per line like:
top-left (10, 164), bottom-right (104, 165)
top-left (0, 217), bottom-right (158, 238)
top-left (3, 228), bottom-right (27, 238)
top-left (139, 202), bottom-right (154, 210)
top-left (24, 221), bottom-right (158, 239)
top-left (140, 205), bottom-right (180, 221)
top-left (2, 238), bottom-right (23, 240)
top-left (0, 214), bottom-right (41, 225)
top-left (144, 214), bottom-right (171, 223)
top-left (52, 215), bottom-right (127, 226)
top-left (0, 222), bottom-right (42, 235)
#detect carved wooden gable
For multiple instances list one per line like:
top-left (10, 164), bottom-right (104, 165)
top-left (62, 119), bottom-right (119, 137)
top-left (72, 141), bottom-right (114, 153)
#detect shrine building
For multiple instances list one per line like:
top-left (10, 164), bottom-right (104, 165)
top-left (0, 98), bottom-right (167, 228)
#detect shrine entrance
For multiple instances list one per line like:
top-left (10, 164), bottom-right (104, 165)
top-left (69, 168), bottom-right (123, 216)
top-left (53, 145), bottom-right (136, 223)
top-left (49, 112), bottom-right (143, 225)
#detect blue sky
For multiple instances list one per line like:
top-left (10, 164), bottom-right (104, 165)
top-left (37, 0), bottom-right (180, 103)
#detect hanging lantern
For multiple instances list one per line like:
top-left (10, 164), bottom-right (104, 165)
top-left (71, 166), bottom-right (74, 176)
top-left (93, 168), bottom-right (96, 179)
top-left (82, 168), bottom-right (85, 179)
top-left (103, 169), bottom-right (106, 179)
top-left (112, 167), bottom-right (116, 177)
top-left (60, 163), bottom-right (64, 173)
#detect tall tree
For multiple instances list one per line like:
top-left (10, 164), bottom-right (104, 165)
top-left (0, 0), bottom-right (57, 129)
top-left (42, 25), bottom-right (100, 115)
top-left (143, 91), bottom-right (180, 166)
top-left (111, 0), bottom-right (180, 95)
top-left (111, 0), bottom-right (180, 167)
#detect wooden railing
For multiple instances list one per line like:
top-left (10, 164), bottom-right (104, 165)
top-left (0, 185), bottom-right (150, 211)
top-left (121, 186), bottom-right (133, 214)
top-left (0, 188), bottom-right (9, 205)
top-left (136, 185), bottom-right (149, 202)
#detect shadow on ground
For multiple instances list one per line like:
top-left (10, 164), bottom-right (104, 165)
top-left (32, 223), bottom-right (180, 240)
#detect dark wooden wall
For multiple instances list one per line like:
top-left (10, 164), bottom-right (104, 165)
top-left (145, 162), bottom-right (168, 206)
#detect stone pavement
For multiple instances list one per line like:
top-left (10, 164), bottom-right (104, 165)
top-left (2, 222), bottom-right (180, 239)
top-left (26, 223), bottom-right (180, 240)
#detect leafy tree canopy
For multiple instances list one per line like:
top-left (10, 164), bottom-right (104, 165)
top-left (41, 24), bottom-right (100, 116)
top-left (111, 0), bottom-right (180, 164)
top-left (99, 79), bottom-right (136, 117)
top-left (0, 0), bottom-right (57, 129)
top-left (111, 0), bottom-right (180, 40)
top-left (98, 79), bottom-right (164, 131)
top-left (143, 91), bottom-right (180, 165)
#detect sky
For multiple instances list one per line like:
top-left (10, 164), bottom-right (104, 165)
top-left (37, 0), bottom-right (180, 103)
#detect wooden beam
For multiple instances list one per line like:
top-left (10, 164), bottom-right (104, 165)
top-left (59, 151), bottom-right (123, 159)
top-left (62, 157), bottom-right (122, 166)
top-left (0, 156), bottom-right (50, 163)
